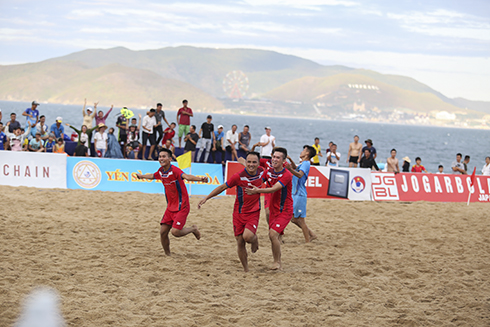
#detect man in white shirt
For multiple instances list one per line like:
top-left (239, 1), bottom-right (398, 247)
top-left (141, 108), bottom-right (157, 160)
top-left (326, 143), bottom-right (341, 167)
top-left (93, 123), bottom-right (108, 157)
top-left (35, 115), bottom-right (49, 140)
top-left (451, 153), bottom-right (466, 174)
top-left (258, 126), bottom-right (275, 159)
top-left (225, 124), bottom-right (239, 161)
top-left (482, 157), bottom-right (490, 175)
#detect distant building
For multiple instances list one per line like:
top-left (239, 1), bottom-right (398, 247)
top-left (435, 111), bottom-right (456, 120)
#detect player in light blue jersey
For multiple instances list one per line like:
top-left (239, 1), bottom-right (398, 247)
top-left (286, 145), bottom-right (317, 243)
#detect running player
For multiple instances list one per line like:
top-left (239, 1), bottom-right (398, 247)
top-left (246, 147), bottom-right (293, 270)
top-left (198, 152), bottom-right (264, 272)
top-left (136, 148), bottom-right (207, 256)
top-left (286, 145), bottom-right (318, 243)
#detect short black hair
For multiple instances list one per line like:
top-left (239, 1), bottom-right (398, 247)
top-left (354, 135), bottom-right (359, 138)
top-left (272, 147), bottom-right (287, 159)
top-left (40, 115), bottom-right (45, 119)
top-left (57, 137), bottom-right (63, 142)
top-left (416, 157), bottom-right (421, 161)
top-left (464, 155), bottom-right (470, 160)
top-left (171, 122), bottom-right (176, 125)
top-left (131, 118), bottom-right (137, 121)
top-left (232, 124), bottom-right (237, 128)
top-left (183, 99), bottom-right (188, 103)
top-left (244, 125), bottom-right (249, 128)
top-left (10, 113), bottom-right (16, 116)
top-left (456, 153), bottom-right (462, 157)
top-left (98, 111), bottom-right (103, 114)
top-left (149, 108), bottom-right (156, 112)
top-left (438, 165), bottom-right (443, 168)
top-left (486, 156), bottom-right (490, 160)
top-left (391, 148), bottom-right (397, 153)
top-left (304, 145), bottom-right (316, 159)
top-left (157, 103), bottom-right (163, 107)
top-left (191, 125), bottom-right (196, 130)
top-left (159, 148), bottom-right (173, 158)
top-left (246, 151), bottom-right (261, 161)
top-left (314, 137), bottom-right (319, 141)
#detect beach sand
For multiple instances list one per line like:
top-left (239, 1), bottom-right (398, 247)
top-left (0, 185), bottom-right (489, 326)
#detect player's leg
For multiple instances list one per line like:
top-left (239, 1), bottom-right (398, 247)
top-left (268, 229), bottom-right (282, 270)
top-left (291, 217), bottom-right (311, 242)
top-left (171, 226), bottom-right (200, 239)
top-left (169, 207), bottom-right (201, 239)
top-left (160, 224), bottom-right (172, 256)
top-left (235, 235), bottom-right (248, 272)
top-left (243, 228), bottom-right (259, 253)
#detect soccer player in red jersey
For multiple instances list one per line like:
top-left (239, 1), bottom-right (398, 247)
top-left (136, 149), bottom-right (208, 256)
top-left (246, 147), bottom-right (293, 270)
top-left (198, 152), bottom-right (264, 272)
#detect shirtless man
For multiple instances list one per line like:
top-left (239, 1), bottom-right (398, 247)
top-left (386, 148), bottom-right (400, 173)
top-left (199, 152), bottom-right (264, 272)
top-left (136, 149), bottom-right (207, 255)
top-left (347, 135), bottom-right (362, 168)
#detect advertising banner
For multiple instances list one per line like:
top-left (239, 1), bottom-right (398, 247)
top-left (0, 152), bottom-right (67, 189)
top-left (67, 157), bottom-right (223, 195)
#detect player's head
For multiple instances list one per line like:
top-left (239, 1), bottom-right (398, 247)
top-left (0, 122), bottom-right (3, 132)
top-left (98, 110), bottom-right (104, 118)
top-left (131, 117), bottom-right (137, 124)
top-left (57, 137), bottom-right (64, 144)
top-left (10, 113), bottom-right (16, 120)
top-left (302, 145), bottom-right (316, 160)
top-left (456, 153), bottom-right (462, 161)
top-left (364, 149), bottom-right (371, 157)
top-left (271, 147), bottom-right (287, 169)
top-left (245, 151), bottom-right (260, 174)
top-left (165, 139), bottom-right (172, 146)
top-left (39, 115), bottom-right (45, 123)
top-left (157, 103), bottom-right (162, 109)
top-left (415, 157), bottom-right (421, 164)
top-left (158, 148), bottom-right (173, 166)
top-left (48, 133), bottom-right (55, 141)
top-left (331, 143), bottom-right (337, 151)
top-left (81, 125), bottom-right (88, 132)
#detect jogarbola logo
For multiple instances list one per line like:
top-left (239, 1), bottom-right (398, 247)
top-left (73, 161), bottom-right (101, 189)
top-left (351, 176), bottom-right (366, 193)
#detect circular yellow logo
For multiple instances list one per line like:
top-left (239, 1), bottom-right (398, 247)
top-left (73, 160), bottom-right (101, 189)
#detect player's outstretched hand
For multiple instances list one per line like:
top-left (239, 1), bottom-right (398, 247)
top-left (136, 173), bottom-right (143, 179)
top-left (245, 185), bottom-right (259, 195)
top-left (197, 198), bottom-right (207, 209)
top-left (200, 176), bottom-right (209, 183)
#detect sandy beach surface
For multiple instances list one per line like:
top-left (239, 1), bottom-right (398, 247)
top-left (0, 185), bottom-right (489, 326)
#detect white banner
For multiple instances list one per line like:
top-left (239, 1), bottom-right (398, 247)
top-left (315, 166), bottom-right (373, 201)
top-left (0, 151), bottom-right (67, 189)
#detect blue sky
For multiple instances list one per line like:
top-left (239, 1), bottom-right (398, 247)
top-left (1, 0), bottom-right (489, 101)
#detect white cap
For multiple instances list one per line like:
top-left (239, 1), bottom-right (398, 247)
top-left (56, 116), bottom-right (62, 123)
top-left (265, 126), bottom-right (271, 130)
top-left (86, 107), bottom-right (93, 112)
top-left (218, 125), bottom-right (224, 129)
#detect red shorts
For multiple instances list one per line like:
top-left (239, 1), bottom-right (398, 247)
top-left (160, 206), bottom-right (189, 230)
top-left (233, 210), bottom-right (260, 237)
top-left (269, 210), bottom-right (292, 234)
top-left (264, 193), bottom-right (271, 209)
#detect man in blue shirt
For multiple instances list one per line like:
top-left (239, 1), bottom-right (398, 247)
top-left (23, 101), bottom-right (40, 138)
top-left (0, 122), bottom-right (7, 150)
top-left (361, 139), bottom-right (377, 160)
top-left (44, 133), bottom-right (56, 152)
top-left (286, 145), bottom-right (317, 243)
top-left (50, 116), bottom-right (65, 139)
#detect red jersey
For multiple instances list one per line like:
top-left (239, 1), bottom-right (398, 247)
top-left (226, 167), bottom-right (265, 213)
top-left (153, 165), bottom-right (188, 211)
top-left (264, 167), bottom-right (293, 214)
top-left (177, 107), bottom-right (193, 125)
top-left (411, 165), bottom-right (426, 173)
top-left (162, 127), bottom-right (175, 144)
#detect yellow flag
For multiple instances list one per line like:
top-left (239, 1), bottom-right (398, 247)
top-left (176, 151), bottom-right (192, 170)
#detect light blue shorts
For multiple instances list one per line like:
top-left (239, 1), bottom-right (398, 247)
top-left (293, 195), bottom-right (307, 218)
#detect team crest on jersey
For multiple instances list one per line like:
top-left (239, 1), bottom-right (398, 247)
top-left (351, 176), bottom-right (366, 193)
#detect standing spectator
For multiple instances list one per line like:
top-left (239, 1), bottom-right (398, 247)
top-left (94, 123), bottom-right (108, 157)
top-left (82, 99), bottom-right (97, 128)
top-left (311, 137), bottom-right (322, 166)
top-left (238, 125), bottom-right (251, 152)
top-left (177, 99), bottom-right (193, 148)
top-left (452, 153), bottom-right (465, 174)
top-left (258, 126), bottom-right (275, 159)
top-left (402, 157), bottom-right (411, 172)
top-left (0, 108), bottom-right (2, 123)
top-left (482, 157), bottom-right (490, 175)
top-left (28, 132), bottom-right (44, 152)
top-left (36, 115), bottom-right (49, 140)
top-left (360, 149), bottom-right (379, 171)
top-left (116, 108), bottom-right (129, 156)
top-left (197, 115), bottom-right (214, 163)
top-left (212, 125), bottom-right (225, 165)
top-left (361, 139), bottom-right (377, 161)
top-left (22, 101), bottom-right (40, 138)
top-left (225, 124), bottom-right (239, 161)
top-left (5, 122), bottom-right (31, 151)
top-left (54, 138), bottom-right (66, 154)
top-left (162, 139), bottom-right (177, 161)
top-left (411, 157), bottom-right (428, 173)
top-left (184, 125), bottom-right (199, 161)
top-left (127, 115), bottom-right (142, 159)
top-left (95, 105), bottom-right (113, 126)
top-left (50, 117), bottom-right (65, 139)
top-left (436, 165), bottom-right (444, 174)
top-left (386, 149), bottom-right (400, 173)
top-left (44, 133), bottom-right (56, 153)
top-left (0, 122), bottom-right (7, 150)
top-left (66, 123), bottom-right (97, 156)
top-left (8, 113), bottom-right (21, 133)
top-left (463, 155), bottom-right (471, 174)
top-left (154, 103), bottom-right (170, 146)
top-left (162, 122), bottom-right (176, 145)
top-left (141, 109), bottom-right (157, 160)
top-left (105, 128), bottom-right (124, 158)
top-left (326, 141), bottom-right (333, 154)
top-left (326, 143), bottom-right (341, 167)
top-left (347, 135), bottom-right (362, 168)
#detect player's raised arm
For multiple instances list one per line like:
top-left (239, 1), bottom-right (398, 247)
top-left (136, 173), bottom-right (155, 180)
top-left (182, 173), bottom-right (208, 183)
top-left (198, 184), bottom-right (228, 209)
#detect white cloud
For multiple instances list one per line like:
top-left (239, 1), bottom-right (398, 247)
top-left (243, 0), bottom-right (359, 8)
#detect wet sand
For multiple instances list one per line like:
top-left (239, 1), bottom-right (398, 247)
top-left (0, 185), bottom-right (489, 326)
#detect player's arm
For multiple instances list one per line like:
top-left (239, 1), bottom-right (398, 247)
top-left (22, 109), bottom-right (30, 117)
top-left (237, 157), bottom-right (246, 166)
top-left (136, 173), bottom-right (155, 180)
top-left (251, 142), bottom-right (259, 152)
top-left (286, 155), bottom-right (297, 170)
top-left (182, 173), bottom-right (208, 183)
top-left (198, 184), bottom-right (228, 209)
top-left (246, 182), bottom-right (282, 195)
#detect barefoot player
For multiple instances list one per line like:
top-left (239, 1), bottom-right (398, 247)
top-left (198, 152), bottom-right (264, 272)
top-left (246, 147), bottom-right (293, 270)
top-left (136, 149), bottom-right (207, 256)
top-left (286, 146), bottom-right (318, 243)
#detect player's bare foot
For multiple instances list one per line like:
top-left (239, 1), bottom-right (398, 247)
top-left (270, 262), bottom-right (282, 270)
top-left (192, 225), bottom-right (201, 240)
top-left (309, 234), bottom-right (318, 241)
top-left (251, 239), bottom-right (259, 253)
top-left (164, 251), bottom-right (171, 256)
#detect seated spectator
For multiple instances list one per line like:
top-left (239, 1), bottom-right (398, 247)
top-left (184, 125), bottom-right (199, 162)
top-left (0, 122), bottom-right (7, 151)
top-left (436, 165), bottom-right (444, 174)
top-left (360, 148), bottom-right (379, 171)
top-left (127, 116), bottom-right (142, 159)
top-left (482, 157), bottom-right (490, 176)
top-left (162, 122), bottom-right (176, 145)
top-left (411, 157), bottom-right (428, 173)
top-left (36, 115), bottom-right (49, 140)
top-left (105, 127), bottom-right (124, 158)
top-left (94, 123), bottom-right (108, 157)
top-left (225, 124), bottom-right (238, 161)
top-left (8, 113), bottom-right (21, 133)
top-left (29, 132), bottom-right (45, 152)
top-left (54, 138), bottom-right (66, 154)
top-left (74, 142), bottom-right (89, 157)
top-left (5, 122), bottom-right (31, 151)
top-left (211, 125), bottom-right (225, 165)
top-left (162, 139), bottom-right (177, 161)
top-left (402, 157), bottom-right (411, 172)
top-left (50, 117), bottom-right (66, 140)
top-left (44, 133), bottom-right (56, 153)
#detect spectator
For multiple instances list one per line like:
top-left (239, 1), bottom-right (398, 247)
top-left (482, 157), bottom-right (490, 175)
top-left (22, 101), bottom-right (40, 138)
top-left (66, 124), bottom-right (97, 156)
top-left (326, 143), bottom-right (341, 167)
top-left (141, 108), bottom-right (157, 160)
top-left (22, 129), bottom-right (29, 151)
top-left (94, 123), bottom-right (108, 157)
top-left (411, 157), bottom-right (428, 173)
top-left (238, 125), bottom-right (251, 152)
top-left (74, 142), bottom-right (88, 157)
top-left (436, 165), bottom-right (444, 174)
top-left (0, 122), bottom-right (7, 150)
top-left (95, 104), bottom-right (113, 126)
top-left (258, 126), bottom-right (275, 159)
top-left (162, 139), bottom-right (177, 161)
top-left (225, 124), bottom-right (239, 161)
top-left (105, 128), bottom-right (124, 158)
top-left (360, 148), bottom-right (379, 171)
top-left (5, 122), bottom-right (31, 151)
top-left (184, 125), bottom-right (199, 162)
top-left (452, 153), bottom-right (465, 174)
top-left (162, 122), bottom-right (176, 145)
top-left (386, 149), bottom-right (400, 173)
top-left (36, 115), bottom-right (49, 140)
top-left (212, 125), bottom-right (225, 165)
top-left (311, 137), bottom-right (322, 166)
top-left (197, 115), bottom-right (214, 163)
top-left (402, 157), bottom-right (411, 172)
top-left (50, 117), bottom-right (65, 139)
top-left (54, 137), bottom-right (66, 154)
top-left (127, 115), bottom-right (142, 159)
top-left (463, 155), bottom-right (470, 174)
top-left (347, 135), bottom-right (362, 168)
top-left (116, 108), bottom-right (129, 155)
top-left (82, 99), bottom-right (97, 128)
top-left (362, 139), bottom-right (377, 160)
top-left (8, 113), bottom-right (21, 133)
top-left (326, 141), bottom-right (333, 154)
top-left (44, 133), bottom-right (56, 153)
top-left (0, 108), bottom-right (2, 123)
top-left (154, 103), bottom-right (170, 146)
top-left (177, 99), bottom-right (193, 148)
top-left (28, 132), bottom-right (44, 152)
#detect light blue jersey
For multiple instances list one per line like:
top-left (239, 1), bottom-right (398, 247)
top-left (292, 160), bottom-right (310, 197)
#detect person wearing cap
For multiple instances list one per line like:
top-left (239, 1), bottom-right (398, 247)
top-left (197, 115), bottom-right (215, 163)
top-left (386, 149), bottom-right (400, 173)
top-left (141, 108), bottom-right (158, 160)
top-left (93, 123), bottom-right (108, 157)
top-left (50, 117), bottom-right (65, 139)
top-left (0, 122), bottom-right (7, 151)
top-left (82, 98), bottom-right (97, 129)
top-left (154, 103), bottom-right (170, 147)
top-left (28, 131), bottom-right (44, 152)
top-left (361, 138), bottom-right (377, 162)
top-left (258, 126), bottom-right (275, 159)
top-left (177, 99), bottom-right (193, 148)
top-left (402, 156), bottom-right (411, 172)
top-left (212, 125), bottom-right (225, 165)
top-left (22, 101), bottom-right (40, 138)
top-left (44, 133), bottom-right (56, 153)
top-left (8, 113), bottom-right (21, 133)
